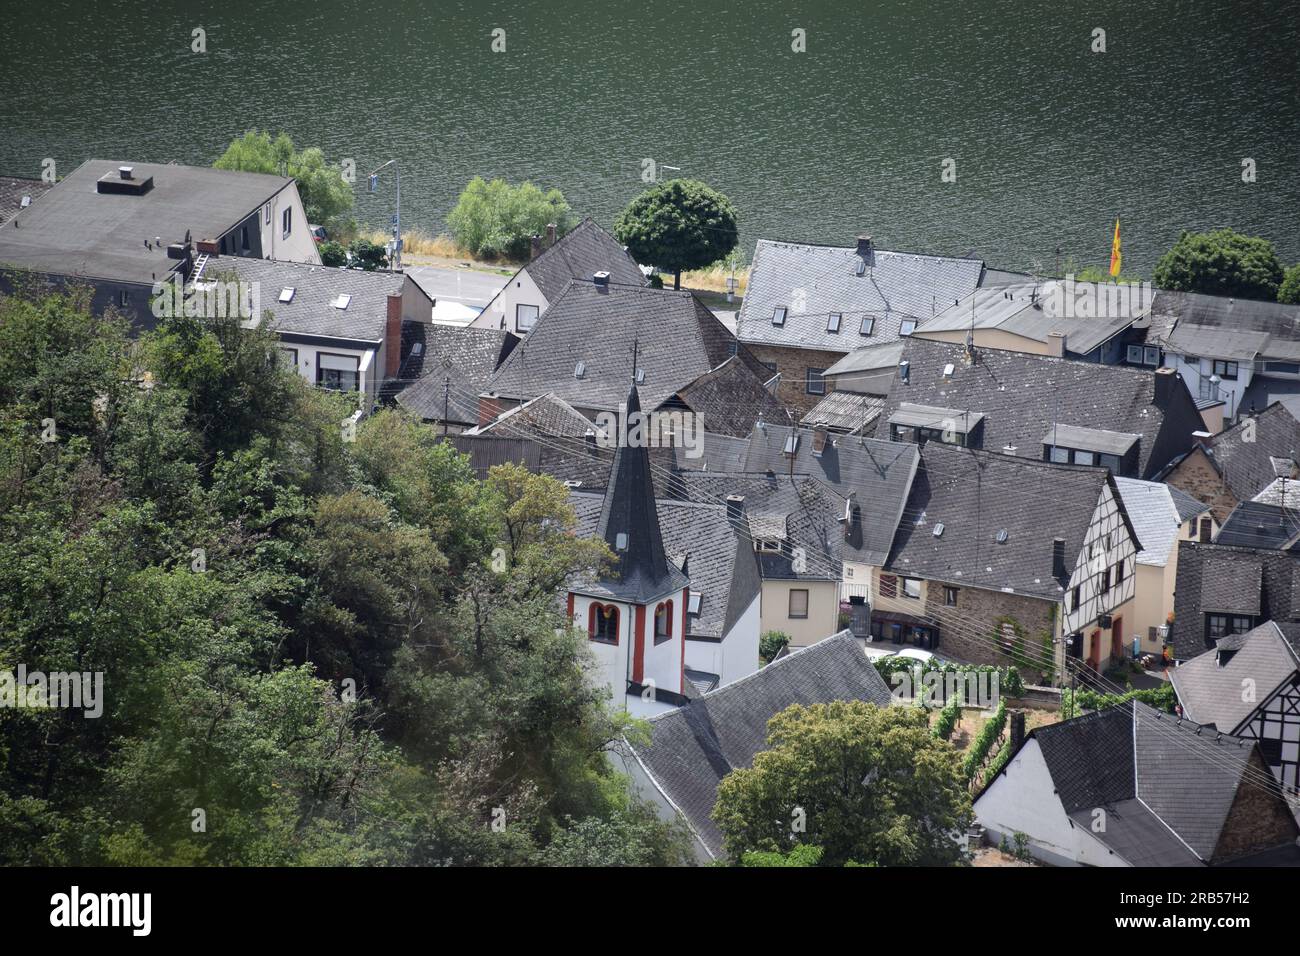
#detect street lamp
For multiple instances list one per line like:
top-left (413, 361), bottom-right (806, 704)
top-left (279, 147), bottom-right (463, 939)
top-left (656, 164), bottom-right (681, 182)
top-left (368, 160), bottom-right (402, 271)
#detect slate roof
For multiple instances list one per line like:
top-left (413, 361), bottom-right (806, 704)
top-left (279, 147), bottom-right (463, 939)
top-left (990, 701), bottom-right (1267, 865)
top-left (673, 355), bottom-right (790, 438)
top-left (583, 384), bottom-right (690, 604)
top-left (1169, 542), bottom-right (1300, 659)
top-left (800, 391), bottom-right (887, 434)
top-left (1113, 477), bottom-right (1183, 566)
top-left (913, 279), bottom-right (1151, 356)
top-left (735, 239), bottom-right (983, 353)
top-left (671, 472), bottom-right (845, 582)
top-left (470, 392), bottom-right (595, 439)
top-left (572, 492), bottom-right (760, 641)
top-left (395, 326), bottom-right (519, 423)
top-left (823, 340), bottom-right (907, 377)
top-left (215, 257), bottom-right (401, 343)
top-left (623, 630), bottom-right (893, 859)
top-left (0, 160), bottom-right (300, 285)
top-left (1192, 402), bottom-right (1300, 503)
top-left (0, 176), bottom-right (52, 225)
top-left (508, 218), bottom-right (645, 307)
top-left (1170, 621), bottom-right (1300, 732)
top-left (674, 424), bottom-right (919, 567)
top-left (1150, 290), bottom-right (1300, 363)
top-left (886, 444), bottom-right (1121, 600)
top-left (483, 280), bottom-right (770, 414)
top-left (874, 337), bottom-right (1205, 479)
top-left (1213, 501), bottom-right (1300, 550)
top-left (1168, 484), bottom-right (1212, 524)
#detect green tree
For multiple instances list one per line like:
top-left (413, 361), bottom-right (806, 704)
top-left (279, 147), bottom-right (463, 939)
top-left (712, 701), bottom-right (972, 866)
top-left (759, 630), bottom-right (790, 665)
top-left (614, 179), bottom-right (738, 290)
top-left (319, 240), bottom-right (348, 268)
top-left (1152, 228), bottom-right (1285, 301)
top-left (1278, 265), bottom-right (1300, 305)
top-left (446, 177), bottom-right (575, 261)
top-left (214, 131), bottom-right (354, 228)
top-left (347, 238), bottom-right (388, 271)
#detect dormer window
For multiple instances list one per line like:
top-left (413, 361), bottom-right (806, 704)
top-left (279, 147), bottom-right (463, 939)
top-left (827, 313), bottom-right (842, 333)
top-left (772, 306), bottom-right (787, 327)
top-left (860, 317), bottom-right (875, 336)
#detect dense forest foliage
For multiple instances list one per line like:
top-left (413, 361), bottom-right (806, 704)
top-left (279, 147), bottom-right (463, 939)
top-left (0, 282), bottom-right (691, 866)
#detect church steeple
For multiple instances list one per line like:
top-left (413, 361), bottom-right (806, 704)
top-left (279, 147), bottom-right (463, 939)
top-left (595, 380), bottom-right (688, 603)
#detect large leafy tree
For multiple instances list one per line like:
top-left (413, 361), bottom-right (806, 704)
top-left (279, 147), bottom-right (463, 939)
top-left (712, 701), bottom-right (972, 866)
top-left (1152, 228), bottom-right (1285, 301)
top-left (214, 131), bottom-right (354, 228)
top-left (0, 282), bottom-right (685, 866)
top-left (614, 179), bottom-right (738, 289)
top-left (446, 177), bottom-right (575, 261)
top-left (1278, 264), bottom-right (1300, 305)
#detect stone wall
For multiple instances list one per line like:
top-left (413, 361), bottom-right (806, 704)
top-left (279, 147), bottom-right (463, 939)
top-left (1212, 749), bottom-right (1300, 862)
top-left (920, 580), bottom-right (1058, 682)
top-left (1165, 447), bottom-right (1238, 523)
top-left (746, 343), bottom-right (848, 415)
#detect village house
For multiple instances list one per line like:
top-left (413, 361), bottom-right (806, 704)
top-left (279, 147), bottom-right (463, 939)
top-left (734, 237), bottom-right (983, 414)
top-left (1170, 621), bottom-right (1300, 796)
top-left (1111, 477), bottom-right (1214, 658)
top-left (872, 337), bottom-right (1204, 480)
top-left (613, 630), bottom-right (893, 863)
top-left (478, 278), bottom-right (784, 435)
top-left (1168, 540), bottom-right (1300, 663)
top-left (909, 277), bottom-right (1156, 364)
top-left (393, 325), bottom-right (520, 431)
top-left (1148, 290), bottom-right (1300, 422)
top-left (468, 217), bottom-right (645, 335)
top-left (975, 701), bottom-right (1300, 866)
top-left (0, 159), bottom-right (319, 329)
top-left (873, 444), bottom-right (1139, 679)
top-left (1160, 401), bottom-right (1300, 523)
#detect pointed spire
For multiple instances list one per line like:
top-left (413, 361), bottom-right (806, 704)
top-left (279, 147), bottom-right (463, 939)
top-left (595, 382), bottom-right (687, 603)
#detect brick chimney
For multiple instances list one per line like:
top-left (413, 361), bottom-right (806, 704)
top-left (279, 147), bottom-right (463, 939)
top-left (1009, 711), bottom-right (1026, 753)
top-left (725, 494), bottom-right (745, 523)
top-left (478, 392), bottom-right (501, 427)
top-left (811, 422), bottom-right (829, 457)
top-left (530, 235), bottom-right (542, 260)
top-left (545, 223), bottom-right (557, 248)
top-left (1047, 331), bottom-right (1067, 358)
top-left (385, 293), bottom-right (403, 379)
top-left (856, 235), bottom-right (873, 258)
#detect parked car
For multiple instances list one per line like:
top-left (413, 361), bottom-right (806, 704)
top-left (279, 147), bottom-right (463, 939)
top-left (895, 648), bottom-right (936, 664)
top-left (309, 225), bottom-right (328, 244)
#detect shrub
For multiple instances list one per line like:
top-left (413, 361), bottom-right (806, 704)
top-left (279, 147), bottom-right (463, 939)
top-left (446, 177), bottom-right (575, 261)
top-left (759, 631), bottom-right (790, 665)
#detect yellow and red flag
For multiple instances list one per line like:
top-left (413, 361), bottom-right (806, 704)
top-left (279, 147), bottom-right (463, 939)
top-left (1109, 217), bottom-right (1122, 277)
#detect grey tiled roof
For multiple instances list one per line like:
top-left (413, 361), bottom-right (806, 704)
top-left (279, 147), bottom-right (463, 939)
top-left (1213, 501), bottom-right (1300, 550)
top-left (624, 631), bottom-right (893, 859)
top-left (671, 472), bottom-right (845, 582)
top-left (1113, 477), bottom-right (1182, 566)
top-left (517, 218), bottom-right (645, 305)
top-left (1170, 622), bottom-right (1300, 732)
top-left (222, 257), bottom-right (402, 341)
top-left (1167, 484), bottom-right (1211, 524)
top-left (395, 326), bottom-right (519, 424)
top-left (886, 444), bottom-right (1118, 600)
top-left (913, 280), bottom-right (1149, 356)
top-left (800, 391), bottom-right (887, 434)
top-left (735, 239), bottom-right (983, 353)
top-left (678, 424), bottom-right (918, 567)
top-left (1197, 402), bottom-right (1300, 504)
top-left (0, 176), bottom-right (52, 225)
top-left (572, 492), bottom-right (760, 641)
top-left (1164, 324), bottom-right (1270, 361)
top-left (1011, 701), bottom-right (1262, 864)
top-left (484, 281), bottom-right (768, 413)
top-left (0, 160), bottom-right (299, 284)
top-left (874, 337), bottom-right (1205, 479)
top-left (1151, 290), bottom-right (1300, 363)
top-left (823, 340), bottom-right (907, 377)
top-left (1170, 542), bottom-right (1300, 659)
top-left (674, 356), bottom-right (790, 438)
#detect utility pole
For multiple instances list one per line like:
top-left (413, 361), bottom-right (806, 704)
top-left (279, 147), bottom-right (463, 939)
top-left (442, 377), bottom-right (450, 437)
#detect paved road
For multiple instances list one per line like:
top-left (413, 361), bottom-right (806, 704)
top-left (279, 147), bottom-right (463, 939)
top-left (404, 265), bottom-right (508, 309)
